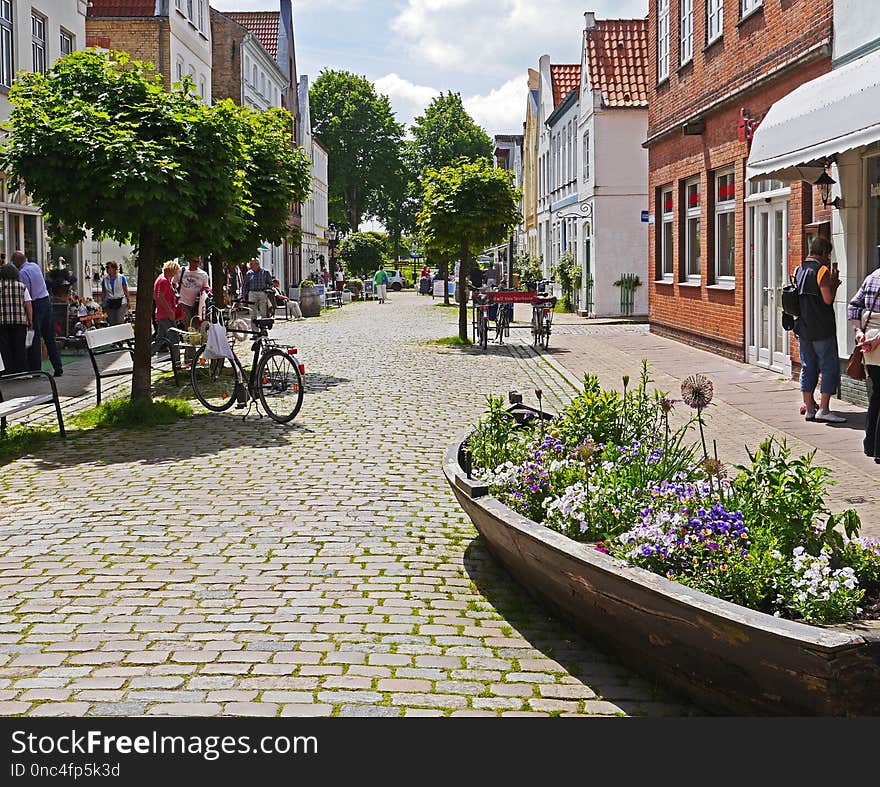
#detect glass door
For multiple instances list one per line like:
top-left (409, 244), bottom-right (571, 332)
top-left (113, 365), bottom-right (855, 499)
top-left (753, 200), bottom-right (789, 370)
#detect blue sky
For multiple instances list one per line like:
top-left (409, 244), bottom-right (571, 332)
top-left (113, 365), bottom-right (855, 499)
top-left (211, 1), bottom-right (648, 136)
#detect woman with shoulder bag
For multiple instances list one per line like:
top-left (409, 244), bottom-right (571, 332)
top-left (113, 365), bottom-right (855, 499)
top-left (848, 267), bottom-right (880, 462)
top-left (101, 261), bottom-right (130, 326)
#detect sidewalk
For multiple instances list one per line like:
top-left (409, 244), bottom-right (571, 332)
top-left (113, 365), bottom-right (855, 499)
top-left (528, 316), bottom-right (880, 539)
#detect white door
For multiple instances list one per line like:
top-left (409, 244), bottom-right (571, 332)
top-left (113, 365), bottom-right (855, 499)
top-left (753, 200), bottom-right (789, 370)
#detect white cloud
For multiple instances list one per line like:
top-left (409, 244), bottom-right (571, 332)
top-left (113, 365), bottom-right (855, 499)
top-left (212, 0), bottom-right (363, 10)
top-left (464, 77), bottom-right (528, 137)
top-left (392, 0), bottom-right (647, 73)
top-left (374, 72), bottom-right (440, 130)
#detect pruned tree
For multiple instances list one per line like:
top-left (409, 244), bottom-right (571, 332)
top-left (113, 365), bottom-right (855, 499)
top-left (338, 232), bottom-right (385, 278)
top-left (418, 159), bottom-right (521, 340)
top-left (410, 92), bottom-right (493, 176)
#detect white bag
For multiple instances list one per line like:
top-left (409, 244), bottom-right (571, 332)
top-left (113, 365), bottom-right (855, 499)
top-left (25, 329), bottom-right (34, 348)
top-left (204, 323), bottom-right (235, 361)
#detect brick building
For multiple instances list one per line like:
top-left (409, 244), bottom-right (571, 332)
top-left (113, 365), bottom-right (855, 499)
top-left (646, 0), bottom-right (832, 375)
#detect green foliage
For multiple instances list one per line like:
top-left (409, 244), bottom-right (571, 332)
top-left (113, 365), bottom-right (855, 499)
top-left (72, 397), bottom-right (193, 430)
top-left (466, 395), bottom-right (517, 471)
top-left (427, 335), bottom-right (473, 346)
top-left (514, 253), bottom-right (543, 290)
top-left (0, 425), bottom-right (55, 464)
top-left (410, 92), bottom-right (493, 177)
top-left (339, 232), bottom-right (386, 278)
top-left (310, 70), bottom-right (405, 230)
top-left (841, 539), bottom-right (880, 594)
top-left (554, 252), bottom-right (581, 312)
top-left (347, 277), bottom-right (364, 297)
top-left (299, 279), bottom-right (315, 288)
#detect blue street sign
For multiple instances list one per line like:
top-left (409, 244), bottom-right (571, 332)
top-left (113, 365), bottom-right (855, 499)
top-left (640, 210), bottom-right (650, 223)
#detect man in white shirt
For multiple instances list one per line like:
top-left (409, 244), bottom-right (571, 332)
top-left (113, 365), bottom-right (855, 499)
top-left (176, 257), bottom-right (210, 325)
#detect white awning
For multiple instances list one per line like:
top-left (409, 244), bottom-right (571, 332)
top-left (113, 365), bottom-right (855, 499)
top-left (747, 47), bottom-right (880, 182)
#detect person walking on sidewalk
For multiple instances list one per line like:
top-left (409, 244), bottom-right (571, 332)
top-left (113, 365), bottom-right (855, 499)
top-left (374, 264), bottom-right (389, 304)
top-left (100, 261), bottom-right (130, 326)
top-left (849, 266), bottom-right (880, 460)
top-left (12, 250), bottom-right (63, 377)
top-left (177, 257), bottom-right (210, 327)
top-left (794, 236), bottom-right (845, 423)
top-left (0, 262), bottom-right (32, 374)
top-left (241, 258), bottom-right (273, 323)
top-left (334, 262), bottom-right (345, 293)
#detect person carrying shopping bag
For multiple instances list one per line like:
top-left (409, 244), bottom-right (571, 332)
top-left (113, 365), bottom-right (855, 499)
top-left (374, 264), bottom-right (389, 304)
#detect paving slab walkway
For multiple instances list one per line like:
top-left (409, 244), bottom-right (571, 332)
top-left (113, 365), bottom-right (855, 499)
top-left (0, 293), bottom-right (696, 717)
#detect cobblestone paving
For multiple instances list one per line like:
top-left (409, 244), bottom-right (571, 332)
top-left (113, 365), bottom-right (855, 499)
top-left (0, 294), bottom-right (696, 717)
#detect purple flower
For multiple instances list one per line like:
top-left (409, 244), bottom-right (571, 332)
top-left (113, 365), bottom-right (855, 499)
top-left (681, 374), bottom-right (714, 410)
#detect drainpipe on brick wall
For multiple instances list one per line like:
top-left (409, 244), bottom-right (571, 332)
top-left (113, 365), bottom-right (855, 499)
top-left (158, 17), bottom-right (166, 88)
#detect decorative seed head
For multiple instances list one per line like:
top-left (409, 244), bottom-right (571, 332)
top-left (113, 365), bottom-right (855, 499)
top-left (622, 375), bottom-right (630, 390)
top-left (681, 373), bottom-right (714, 410)
top-left (535, 388), bottom-right (543, 400)
top-left (660, 397), bottom-right (675, 413)
top-left (701, 457), bottom-right (724, 477)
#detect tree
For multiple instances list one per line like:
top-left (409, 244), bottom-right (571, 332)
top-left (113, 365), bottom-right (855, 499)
top-left (410, 92), bottom-right (493, 177)
top-left (2, 49), bottom-right (310, 401)
top-left (338, 232), bottom-right (385, 278)
top-left (418, 159), bottom-right (521, 340)
top-left (310, 70), bottom-right (404, 231)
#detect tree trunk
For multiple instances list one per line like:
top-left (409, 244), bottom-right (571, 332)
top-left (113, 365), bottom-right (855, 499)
top-left (442, 258), bottom-right (450, 307)
top-left (458, 240), bottom-right (469, 342)
top-left (131, 228), bottom-right (156, 403)
top-left (210, 254), bottom-right (226, 308)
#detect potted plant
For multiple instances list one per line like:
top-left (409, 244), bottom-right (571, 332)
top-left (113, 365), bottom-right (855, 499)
top-left (347, 277), bottom-right (364, 300)
top-left (46, 263), bottom-right (77, 301)
top-left (298, 279), bottom-right (321, 317)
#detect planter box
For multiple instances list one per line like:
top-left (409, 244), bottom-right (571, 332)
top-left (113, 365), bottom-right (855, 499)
top-left (443, 434), bottom-right (880, 715)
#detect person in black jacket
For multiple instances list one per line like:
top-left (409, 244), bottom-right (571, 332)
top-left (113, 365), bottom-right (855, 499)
top-left (795, 236), bottom-right (845, 423)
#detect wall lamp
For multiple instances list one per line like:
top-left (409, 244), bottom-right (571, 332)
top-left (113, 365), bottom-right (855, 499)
top-left (814, 170), bottom-right (842, 209)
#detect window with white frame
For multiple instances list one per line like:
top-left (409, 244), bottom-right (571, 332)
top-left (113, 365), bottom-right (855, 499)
top-left (661, 187), bottom-right (674, 278)
top-left (583, 129), bottom-right (590, 181)
top-left (175, 0), bottom-right (183, 10)
top-left (31, 13), bottom-right (46, 75)
top-left (60, 29), bottom-right (74, 58)
top-left (680, 0), bottom-right (693, 65)
top-left (657, 0), bottom-right (670, 81)
top-left (714, 170), bottom-right (735, 280)
top-left (176, 59), bottom-right (183, 83)
top-left (199, 76), bottom-right (206, 99)
top-left (707, 0), bottom-right (723, 44)
top-left (187, 0), bottom-right (194, 20)
top-left (0, 1), bottom-right (12, 89)
top-left (198, 0), bottom-right (206, 32)
top-left (740, 0), bottom-right (763, 17)
top-left (685, 178), bottom-right (701, 279)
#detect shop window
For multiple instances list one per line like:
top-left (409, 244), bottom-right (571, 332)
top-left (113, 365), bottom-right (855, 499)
top-left (680, 0), bottom-right (693, 66)
top-left (714, 170), bottom-right (735, 280)
top-left (867, 156), bottom-right (880, 271)
top-left (685, 178), bottom-right (701, 280)
top-left (707, 0), bottom-right (723, 44)
top-left (657, 0), bottom-right (670, 81)
top-left (661, 186), bottom-right (674, 279)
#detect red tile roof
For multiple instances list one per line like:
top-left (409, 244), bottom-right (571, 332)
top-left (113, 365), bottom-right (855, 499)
top-left (550, 64), bottom-right (581, 108)
top-left (87, 0), bottom-right (157, 16)
top-left (225, 11), bottom-right (280, 59)
top-left (585, 19), bottom-right (649, 108)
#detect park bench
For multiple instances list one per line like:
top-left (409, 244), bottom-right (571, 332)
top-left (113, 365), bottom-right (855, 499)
top-left (84, 322), bottom-right (135, 405)
top-left (0, 356), bottom-right (65, 437)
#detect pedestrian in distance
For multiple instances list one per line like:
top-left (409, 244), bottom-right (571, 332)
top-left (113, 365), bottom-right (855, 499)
top-left (0, 262), bottom-right (32, 374)
top-left (849, 265), bottom-right (880, 461)
top-left (374, 264), bottom-right (389, 304)
top-left (12, 250), bottom-right (63, 377)
top-left (792, 236), bottom-right (845, 423)
top-left (241, 257), bottom-right (274, 324)
top-left (335, 262), bottom-right (345, 293)
top-left (100, 260), bottom-right (130, 326)
top-left (176, 257), bottom-right (210, 327)
top-left (152, 260), bottom-right (180, 364)
top-left (320, 266), bottom-right (330, 287)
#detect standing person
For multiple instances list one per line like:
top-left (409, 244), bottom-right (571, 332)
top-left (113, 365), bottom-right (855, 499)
top-left (0, 263), bottom-right (32, 374)
top-left (12, 250), bottom-right (63, 377)
top-left (849, 266), bottom-right (880, 460)
top-left (241, 257), bottom-right (274, 322)
top-left (152, 261), bottom-right (180, 361)
top-left (794, 236), bottom-right (845, 423)
top-left (374, 264), bottom-right (389, 304)
top-left (320, 266), bottom-right (330, 287)
top-left (421, 264), bottom-right (430, 280)
top-left (100, 261), bottom-right (130, 326)
top-left (176, 257), bottom-right (210, 327)
top-left (335, 262), bottom-right (345, 293)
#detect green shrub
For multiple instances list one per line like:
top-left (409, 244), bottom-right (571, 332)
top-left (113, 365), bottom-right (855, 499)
top-left (299, 279), bottom-right (315, 288)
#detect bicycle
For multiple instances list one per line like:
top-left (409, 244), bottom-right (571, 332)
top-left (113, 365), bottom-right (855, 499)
top-left (472, 292), bottom-right (490, 350)
top-left (203, 291), bottom-right (250, 343)
top-left (493, 301), bottom-right (513, 344)
top-left (190, 317), bottom-right (304, 424)
top-left (531, 296), bottom-right (556, 350)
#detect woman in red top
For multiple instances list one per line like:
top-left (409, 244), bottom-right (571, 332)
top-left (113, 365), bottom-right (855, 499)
top-left (152, 260), bottom-right (180, 358)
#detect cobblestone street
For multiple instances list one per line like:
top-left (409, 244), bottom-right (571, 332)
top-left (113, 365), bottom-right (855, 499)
top-left (0, 293), bottom-right (696, 717)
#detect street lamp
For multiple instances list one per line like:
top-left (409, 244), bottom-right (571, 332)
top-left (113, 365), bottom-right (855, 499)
top-left (814, 169), bottom-right (842, 210)
top-left (327, 226), bottom-right (340, 282)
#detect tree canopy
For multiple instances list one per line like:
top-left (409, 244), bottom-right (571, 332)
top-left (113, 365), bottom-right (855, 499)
top-left (410, 92), bottom-right (493, 177)
top-left (309, 70), bottom-right (404, 232)
top-left (2, 49), bottom-right (311, 400)
top-left (418, 159), bottom-right (521, 339)
top-left (338, 232), bottom-right (386, 278)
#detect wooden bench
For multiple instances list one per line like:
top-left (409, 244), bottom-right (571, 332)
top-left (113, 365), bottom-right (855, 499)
top-left (84, 322), bottom-right (135, 405)
top-left (0, 357), bottom-right (65, 437)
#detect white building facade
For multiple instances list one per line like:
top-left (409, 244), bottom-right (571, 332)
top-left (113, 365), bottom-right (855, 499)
top-left (0, 1), bottom-right (87, 282)
top-left (170, 0), bottom-right (211, 102)
top-left (313, 140), bottom-right (329, 276)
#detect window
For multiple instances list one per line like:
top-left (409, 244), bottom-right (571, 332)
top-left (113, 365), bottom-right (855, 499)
top-left (252, 65), bottom-right (257, 86)
top-left (685, 178), bottom-right (701, 279)
top-left (60, 29), bottom-right (74, 58)
top-left (657, 0), bottom-right (670, 81)
top-left (680, 0), bottom-right (693, 65)
top-left (661, 187), bottom-right (674, 278)
top-left (197, 0), bottom-right (206, 31)
top-left (31, 13), bottom-right (46, 75)
top-left (707, 0), bottom-right (723, 44)
top-left (0, 1), bottom-right (12, 89)
top-left (176, 59), bottom-right (183, 83)
top-left (186, 0), bottom-right (194, 20)
top-left (199, 76), bottom-right (206, 99)
top-left (583, 129), bottom-right (590, 181)
top-left (175, 0), bottom-right (183, 10)
top-left (714, 170), bottom-right (735, 280)
top-left (740, 0), bottom-right (762, 17)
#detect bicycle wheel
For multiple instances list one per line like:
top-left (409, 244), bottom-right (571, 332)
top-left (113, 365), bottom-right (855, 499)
top-left (257, 349), bottom-right (304, 423)
top-left (496, 308), bottom-right (510, 343)
top-left (191, 345), bottom-right (238, 412)
top-left (531, 310), bottom-right (542, 347)
top-left (478, 315), bottom-right (488, 350)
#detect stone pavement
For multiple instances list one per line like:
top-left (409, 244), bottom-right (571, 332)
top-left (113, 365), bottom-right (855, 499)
top-left (0, 293), bottom-right (697, 717)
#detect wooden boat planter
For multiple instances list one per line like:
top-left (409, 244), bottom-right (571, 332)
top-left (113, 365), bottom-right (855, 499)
top-left (444, 433), bottom-right (880, 715)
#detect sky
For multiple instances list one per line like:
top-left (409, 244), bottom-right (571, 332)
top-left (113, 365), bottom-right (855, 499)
top-left (210, 0), bottom-right (648, 138)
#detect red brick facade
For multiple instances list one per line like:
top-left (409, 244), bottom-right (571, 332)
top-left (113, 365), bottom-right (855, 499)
top-left (646, 0), bottom-right (832, 361)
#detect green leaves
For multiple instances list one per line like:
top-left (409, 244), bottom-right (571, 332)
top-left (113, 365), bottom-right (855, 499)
top-left (338, 232), bottom-right (385, 278)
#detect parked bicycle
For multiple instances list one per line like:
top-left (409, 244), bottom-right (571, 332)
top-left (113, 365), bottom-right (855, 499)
top-left (530, 296), bottom-right (556, 350)
top-left (190, 317), bottom-right (305, 423)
